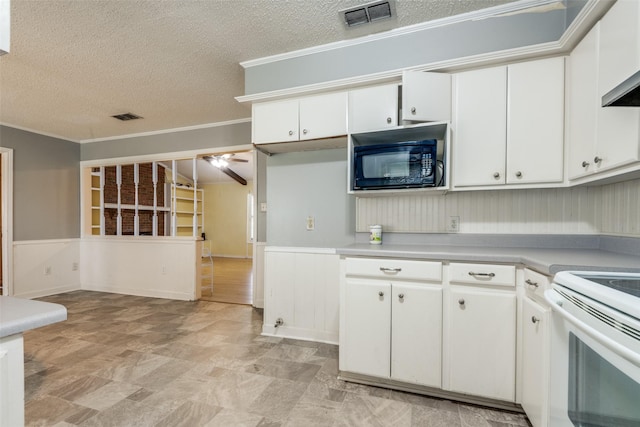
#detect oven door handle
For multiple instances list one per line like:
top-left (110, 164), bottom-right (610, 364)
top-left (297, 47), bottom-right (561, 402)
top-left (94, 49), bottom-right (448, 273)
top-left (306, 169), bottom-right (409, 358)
top-left (544, 289), bottom-right (640, 368)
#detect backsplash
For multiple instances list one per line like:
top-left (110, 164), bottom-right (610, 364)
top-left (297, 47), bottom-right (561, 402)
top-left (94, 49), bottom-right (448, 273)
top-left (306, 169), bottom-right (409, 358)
top-left (356, 178), bottom-right (640, 237)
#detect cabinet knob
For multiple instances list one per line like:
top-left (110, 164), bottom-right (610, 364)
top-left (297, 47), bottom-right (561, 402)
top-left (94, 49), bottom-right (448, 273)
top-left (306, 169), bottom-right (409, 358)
top-left (515, 171), bottom-right (522, 178)
top-left (410, 107), bottom-right (416, 114)
top-left (302, 129), bottom-right (308, 135)
top-left (288, 130), bottom-right (294, 136)
top-left (458, 298), bottom-right (465, 306)
top-left (582, 161), bottom-right (590, 168)
top-left (386, 117), bottom-right (392, 124)
top-left (493, 172), bottom-right (500, 179)
top-left (594, 156), bottom-right (602, 164)
top-left (398, 293), bottom-right (405, 300)
top-left (531, 316), bottom-right (540, 324)
top-left (525, 279), bottom-right (539, 288)
top-left (378, 291), bottom-right (384, 297)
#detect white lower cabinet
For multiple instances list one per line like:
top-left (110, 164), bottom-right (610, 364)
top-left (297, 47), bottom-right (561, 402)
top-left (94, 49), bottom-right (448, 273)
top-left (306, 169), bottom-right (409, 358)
top-left (340, 259), bottom-right (520, 406)
top-left (446, 286), bottom-right (517, 402)
top-left (521, 297), bottom-right (550, 427)
top-left (391, 283), bottom-right (442, 387)
top-left (341, 278), bottom-right (392, 378)
top-left (340, 258), bottom-right (443, 388)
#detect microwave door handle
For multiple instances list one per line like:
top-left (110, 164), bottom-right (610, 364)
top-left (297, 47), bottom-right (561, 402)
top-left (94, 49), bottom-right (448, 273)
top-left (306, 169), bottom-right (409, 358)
top-left (544, 290), bottom-right (640, 368)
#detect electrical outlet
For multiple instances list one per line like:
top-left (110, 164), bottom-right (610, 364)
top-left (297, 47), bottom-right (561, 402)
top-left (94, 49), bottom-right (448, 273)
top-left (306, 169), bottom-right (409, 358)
top-left (306, 216), bottom-right (315, 231)
top-left (44, 266), bottom-right (52, 276)
top-left (72, 262), bottom-right (79, 271)
top-left (447, 216), bottom-right (460, 233)
top-left (161, 265), bottom-right (167, 275)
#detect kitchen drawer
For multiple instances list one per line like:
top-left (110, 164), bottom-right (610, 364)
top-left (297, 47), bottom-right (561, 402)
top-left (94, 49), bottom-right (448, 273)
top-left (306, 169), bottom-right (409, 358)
top-left (344, 257), bottom-right (442, 282)
top-left (523, 268), bottom-right (551, 300)
top-left (448, 263), bottom-right (515, 288)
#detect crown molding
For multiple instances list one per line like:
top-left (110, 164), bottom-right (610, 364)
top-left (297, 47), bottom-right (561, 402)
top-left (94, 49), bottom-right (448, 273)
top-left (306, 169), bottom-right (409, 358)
top-left (0, 122), bottom-right (80, 143)
top-left (240, 0), bottom-right (564, 69)
top-left (79, 118), bottom-right (251, 144)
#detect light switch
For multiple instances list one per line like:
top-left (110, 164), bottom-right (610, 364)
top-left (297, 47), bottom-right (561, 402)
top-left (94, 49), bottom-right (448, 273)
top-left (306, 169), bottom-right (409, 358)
top-left (260, 202), bottom-right (267, 212)
top-left (306, 216), bottom-right (315, 231)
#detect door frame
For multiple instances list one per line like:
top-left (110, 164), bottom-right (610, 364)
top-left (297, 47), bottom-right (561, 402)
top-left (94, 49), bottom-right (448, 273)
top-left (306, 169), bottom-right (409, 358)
top-left (0, 148), bottom-right (13, 296)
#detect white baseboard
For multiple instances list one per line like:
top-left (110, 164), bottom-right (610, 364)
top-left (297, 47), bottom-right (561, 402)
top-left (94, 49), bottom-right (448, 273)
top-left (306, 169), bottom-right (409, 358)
top-left (13, 284), bottom-right (81, 300)
top-left (261, 324), bottom-right (338, 345)
top-left (81, 283), bottom-right (194, 301)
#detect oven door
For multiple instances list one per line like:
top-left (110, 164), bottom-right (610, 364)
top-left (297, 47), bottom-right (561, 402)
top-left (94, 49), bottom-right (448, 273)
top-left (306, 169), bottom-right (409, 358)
top-left (545, 288), bottom-right (640, 427)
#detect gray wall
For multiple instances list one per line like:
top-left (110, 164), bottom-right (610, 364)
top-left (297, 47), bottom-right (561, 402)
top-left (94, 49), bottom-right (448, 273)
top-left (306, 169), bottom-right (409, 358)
top-left (266, 149), bottom-right (355, 247)
top-left (0, 125), bottom-right (80, 240)
top-left (81, 120), bottom-right (252, 161)
top-left (244, 5), bottom-right (582, 94)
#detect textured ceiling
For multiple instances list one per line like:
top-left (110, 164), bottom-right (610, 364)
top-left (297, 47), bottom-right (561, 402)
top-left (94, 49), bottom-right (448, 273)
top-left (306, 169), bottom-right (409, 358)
top-left (0, 0), bottom-right (516, 143)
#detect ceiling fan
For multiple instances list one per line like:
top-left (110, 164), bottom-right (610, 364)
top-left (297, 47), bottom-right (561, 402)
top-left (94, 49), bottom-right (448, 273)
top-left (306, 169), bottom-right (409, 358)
top-left (203, 153), bottom-right (248, 185)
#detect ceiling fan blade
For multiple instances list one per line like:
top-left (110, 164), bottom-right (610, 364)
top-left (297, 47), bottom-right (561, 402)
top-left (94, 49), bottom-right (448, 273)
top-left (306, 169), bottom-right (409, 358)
top-left (220, 166), bottom-right (247, 185)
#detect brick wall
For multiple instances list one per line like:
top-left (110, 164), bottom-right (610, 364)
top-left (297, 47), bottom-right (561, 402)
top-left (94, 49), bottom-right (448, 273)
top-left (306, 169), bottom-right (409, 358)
top-left (104, 163), bottom-right (166, 235)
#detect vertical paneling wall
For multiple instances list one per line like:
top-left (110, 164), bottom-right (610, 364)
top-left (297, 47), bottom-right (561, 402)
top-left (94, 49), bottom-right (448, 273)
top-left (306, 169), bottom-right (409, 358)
top-left (357, 178), bottom-right (640, 237)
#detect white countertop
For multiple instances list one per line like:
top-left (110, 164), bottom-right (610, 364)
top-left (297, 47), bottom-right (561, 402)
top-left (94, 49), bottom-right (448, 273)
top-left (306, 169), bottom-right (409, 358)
top-left (0, 296), bottom-right (67, 338)
top-left (337, 244), bottom-right (640, 275)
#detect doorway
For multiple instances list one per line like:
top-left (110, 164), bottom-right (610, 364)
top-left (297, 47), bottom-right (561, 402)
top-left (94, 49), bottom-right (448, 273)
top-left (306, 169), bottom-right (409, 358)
top-left (177, 150), bottom-right (255, 305)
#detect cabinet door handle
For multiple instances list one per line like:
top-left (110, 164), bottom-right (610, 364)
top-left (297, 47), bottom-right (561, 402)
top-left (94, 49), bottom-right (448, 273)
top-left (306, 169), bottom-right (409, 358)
top-left (379, 267), bottom-right (402, 274)
top-left (582, 161), bottom-right (590, 168)
top-left (302, 129), bottom-right (308, 135)
top-left (458, 298), bottom-right (465, 306)
top-left (468, 272), bottom-right (495, 278)
top-left (493, 172), bottom-right (500, 179)
top-left (525, 279), bottom-right (539, 288)
top-left (378, 291), bottom-right (384, 297)
top-left (386, 117), bottom-right (392, 124)
top-left (398, 293), bottom-right (405, 300)
top-left (288, 130), bottom-right (294, 136)
top-left (410, 107), bottom-right (416, 114)
top-left (531, 316), bottom-right (540, 324)
top-left (594, 156), bottom-right (602, 164)
top-left (515, 171), bottom-right (522, 178)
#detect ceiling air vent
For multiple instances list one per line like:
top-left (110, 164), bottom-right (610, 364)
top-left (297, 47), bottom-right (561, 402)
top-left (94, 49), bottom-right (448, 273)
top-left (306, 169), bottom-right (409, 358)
top-left (111, 112), bottom-right (143, 121)
top-left (341, 0), bottom-right (394, 27)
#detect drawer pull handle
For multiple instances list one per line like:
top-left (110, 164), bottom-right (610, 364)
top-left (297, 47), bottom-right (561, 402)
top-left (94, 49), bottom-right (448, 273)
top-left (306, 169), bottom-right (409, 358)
top-left (378, 291), bottom-right (384, 297)
top-left (398, 293), bottom-right (405, 300)
top-left (468, 272), bottom-right (495, 278)
top-left (458, 298), bottom-right (465, 306)
top-left (379, 267), bottom-right (402, 274)
top-left (525, 279), bottom-right (539, 288)
top-left (531, 316), bottom-right (540, 324)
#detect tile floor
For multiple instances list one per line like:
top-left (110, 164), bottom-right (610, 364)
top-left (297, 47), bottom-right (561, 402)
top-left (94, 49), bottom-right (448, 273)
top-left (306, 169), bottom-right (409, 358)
top-left (24, 291), bottom-right (531, 427)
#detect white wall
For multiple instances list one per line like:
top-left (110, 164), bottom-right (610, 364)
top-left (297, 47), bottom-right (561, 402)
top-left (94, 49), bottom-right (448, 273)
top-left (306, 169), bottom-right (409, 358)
top-left (12, 239), bottom-right (81, 298)
top-left (80, 237), bottom-right (199, 301)
top-left (356, 178), bottom-right (640, 237)
top-left (263, 248), bottom-right (340, 344)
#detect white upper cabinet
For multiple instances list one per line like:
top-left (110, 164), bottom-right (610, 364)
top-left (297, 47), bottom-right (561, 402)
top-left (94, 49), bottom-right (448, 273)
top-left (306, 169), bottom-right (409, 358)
top-left (567, 0), bottom-right (640, 181)
top-left (401, 70), bottom-right (451, 122)
top-left (595, 0), bottom-right (640, 172)
top-left (452, 66), bottom-right (508, 187)
top-left (252, 99), bottom-right (299, 144)
top-left (252, 92), bottom-right (347, 145)
top-left (299, 92), bottom-right (348, 141)
top-left (507, 57), bottom-right (565, 184)
top-left (567, 22), bottom-right (600, 180)
top-left (349, 72), bottom-right (452, 134)
top-left (348, 84), bottom-right (399, 133)
top-left (453, 57), bottom-right (565, 188)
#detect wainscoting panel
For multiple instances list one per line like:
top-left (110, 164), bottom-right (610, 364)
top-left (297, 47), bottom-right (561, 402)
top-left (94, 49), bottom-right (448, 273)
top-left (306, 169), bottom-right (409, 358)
top-left (263, 247), bottom-right (339, 344)
top-left (12, 239), bottom-right (81, 298)
top-left (599, 179), bottom-right (640, 237)
top-left (80, 237), bottom-right (199, 301)
top-left (357, 185), bottom-right (607, 235)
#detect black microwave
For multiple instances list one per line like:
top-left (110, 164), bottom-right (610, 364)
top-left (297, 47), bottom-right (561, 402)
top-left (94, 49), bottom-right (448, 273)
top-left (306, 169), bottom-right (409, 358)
top-left (352, 140), bottom-right (438, 190)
